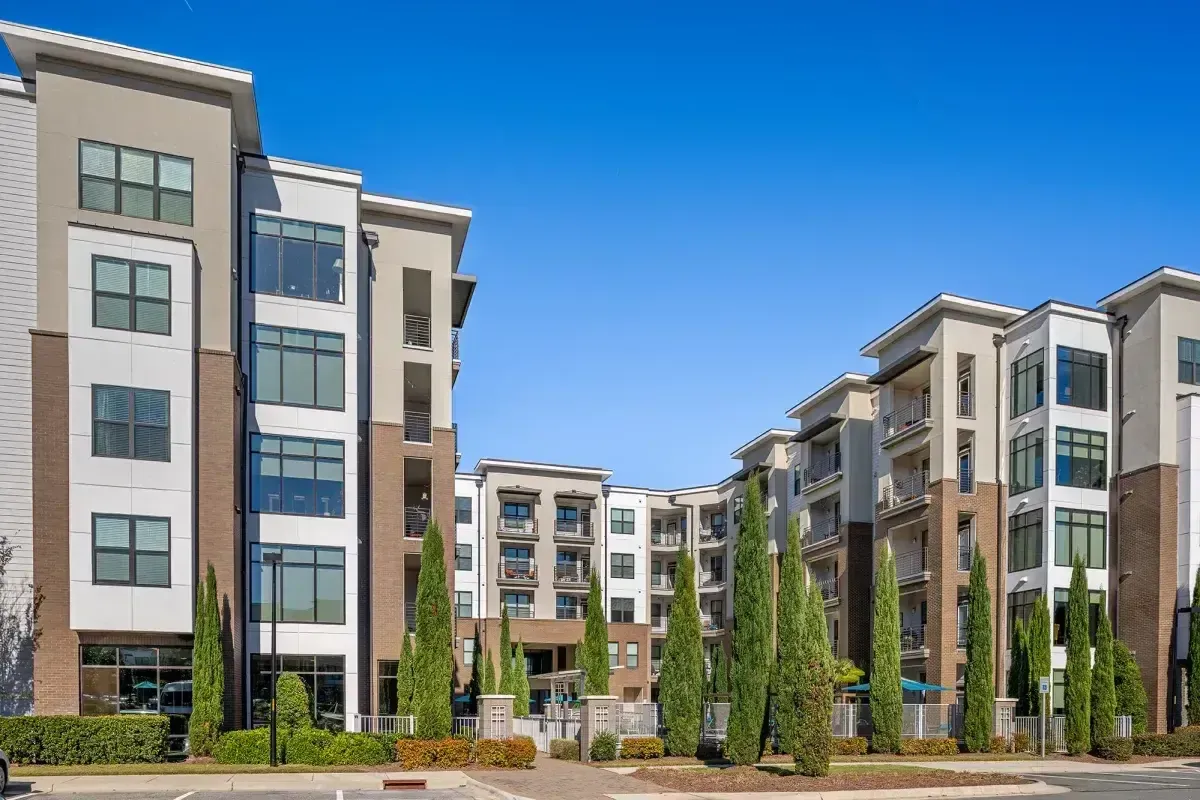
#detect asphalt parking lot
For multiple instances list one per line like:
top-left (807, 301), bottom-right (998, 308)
top-left (2, 791), bottom-right (479, 800)
top-left (1022, 764), bottom-right (1200, 797)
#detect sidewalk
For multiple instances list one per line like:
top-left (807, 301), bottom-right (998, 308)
top-left (469, 754), bottom-right (664, 800)
top-left (9, 770), bottom-right (476, 794)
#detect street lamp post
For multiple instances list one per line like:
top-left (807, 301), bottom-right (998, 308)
top-left (263, 551), bottom-right (282, 767)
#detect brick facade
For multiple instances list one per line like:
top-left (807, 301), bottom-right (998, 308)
top-left (845, 522), bottom-right (874, 671)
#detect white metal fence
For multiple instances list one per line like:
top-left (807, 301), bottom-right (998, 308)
top-left (514, 716), bottom-right (581, 752)
top-left (453, 716), bottom-right (479, 740)
top-left (901, 703), bottom-right (961, 739)
top-left (1014, 714), bottom-right (1131, 755)
top-left (615, 702), bottom-right (661, 738)
top-left (1115, 715), bottom-right (1133, 739)
top-left (352, 714), bottom-right (414, 735)
top-left (703, 701), bottom-right (730, 742)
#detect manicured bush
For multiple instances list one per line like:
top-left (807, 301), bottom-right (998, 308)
top-left (506, 736), bottom-right (536, 767)
top-left (1094, 737), bottom-right (1133, 761)
top-left (214, 729), bottom-right (271, 765)
top-left (589, 731), bottom-right (618, 762)
top-left (583, 570), bottom-right (610, 695)
top-left (775, 517), bottom-right (806, 756)
top-left (1132, 729), bottom-right (1200, 757)
top-left (1114, 641), bottom-right (1149, 734)
top-left (0, 715), bottom-right (170, 765)
top-left (474, 737), bottom-right (535, 768)
top-left (1012, 731), bottom-right (1031, 754)
top-left (396, 631), bottom-right (415, 717)
top-left (414, 520), bottom-right (454, 739)
top-left (284, 729), bottom-right (333, 765)
top-left (276, 672), bottom-right (313, 739)
top-left (1091, 607), bottom-right (1116, 745)
top-left (898, 738), bottom-right (960, 756)
top-left (549, 738), bottom-right (580, 760)
top-left (833, 737), bottom-right (868, 756)
top-left (395, 736), bottom-right (472, 769)
top-left (988, 735), bottom-right (1010, 754)
top-left (796, 580), bottom-right (834, 776)
top-left (1027, 596), bottom-right (1052, 719)
top-left (870, 549), bottom-right (902, 754)
top-left (1064, 558), bottom-right (1092, 755)
top-left (189, 563), bottom-right (224, 757)
top-left (323, 733), bottom-right (391, 766)
top-left (368, 732), bottom-right (405, 762)
top-left (620, 737), bottom-right (665, 759)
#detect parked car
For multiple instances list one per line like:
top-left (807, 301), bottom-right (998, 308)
top-left (0, 746), bottom-right (9, 793)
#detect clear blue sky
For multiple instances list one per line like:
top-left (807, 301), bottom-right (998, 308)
top-left (5, 2), bottom-right (1200, 488)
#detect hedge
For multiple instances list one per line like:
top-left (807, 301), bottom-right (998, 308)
top-left (1094, 737), bottom-right (1133, 761)
top-left (899, 738), bottom-right (960, 756)
top-left (475, 736), bottom-right (536, 768)
top-left (284, 729), bottom-right (333, 765)
top-left (1132, 729), bottom-right (1200, 757)
top-left (549, 738), bottom-right (580, 760)
top-left (833, 737), bottom-right (868, 756)
top-left (620, 737), bottom-right (664, 759)
top-left (989, 735), bottom-right (1011, 754)
top-left (0, 715), bottom-right (170, 765)
top-left (215, 729), bottom-right (272, 765)
top-left (323, 733), bottom-right (390, 766)
top-left (589, 731), bottom-right (618, 761)
top-left (395, 737), bottom-right (471, 770)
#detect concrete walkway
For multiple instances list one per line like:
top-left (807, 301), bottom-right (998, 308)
top-left (8, 770), bottom-right (475, 794)
top-left (469, 754), bottom-right (664, 800)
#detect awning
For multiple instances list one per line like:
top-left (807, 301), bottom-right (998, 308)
top-left (452, 273), bottom-right (477, 328)
top-left (728, 461), bottom-right (772, 483)
top-left (791, 413), bottom-right (844, 443)
top-left (555, 490), bottom-right (597, 501)
top-left (867, 345), bottom-right (937, 385)
top-left (841, 677), bottom-right (953, 693)
top-left (497, 485), bottom-right (541, 497)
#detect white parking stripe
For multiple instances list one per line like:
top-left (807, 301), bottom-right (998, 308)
top-left (6, 792), bottom-right (40, 800)
top-left (1056, 775), bottom-right (1183, 788)
top-left (171, 792), bottom-right (196, 800)
top-left (337, 790), bottom-right (345, 800)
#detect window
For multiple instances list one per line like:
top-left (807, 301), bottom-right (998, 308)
top-left (250, 434), bottom-right (344, 517)
top-left (80, 645), bottom-right (192, 753)
top-left (250, 543), bottom-right (345, 624)
top-left (1007, 588), bottom-right (1042, 647)
top-left (1009, 429), bottom-right (1044, 496)
top-left (1054, 508), bottom-right (1106, 569)
top-left (610, 553), bottom-right (634, 580)
top-left (733, 496), bottom-right (744, 524)
top-left (611, 597), bottom-right (634, 624)
top-left (1055, 428), bottom-right (1107, 490)
top-left (79, 140), bottom-right (193, 225)
top-left (251, 654), bottom-right (344, 731)
top-left (608, 641), bottom-right (619, 669)
top-left (793, 465), bottom-right (802, 495)
top-left (92, 515), bottom-right (170, 587)
top-left (1052, 669), bottom-right (1065, 715)
top-left (464, 637), bottom-right (475, 666)
top-left (611, 508), bottom-right (634, 534)
top-left (1057, 347), bottom-right (1106, 410)
top-left (557, 506), bottom-right (578, 523)
top-left (502, 501), bottom-right (530, 520)
top-left (626, 642), bottom-right (638, 668)
top-left (92, 256), bottom-right (170, 335)
top-left (453, 544), bottom-right (472, 571)
top-left (455, 496), bottom-right (473, 524)
top-left (556, 595), bottom-right (584, 620)
top-left (250, 214), bottom-right (344, 303)
top-left (1053, 587), bottom-right (1106, 645)
top-left (1008, 509), bottom-right (1043, 573)
top-left (957, 522), bottom-right (974, 571)
top-left (1010, 349), bottom-right (1044, 417)
top-left (505, 592), bottom-right (532, 618)
top-left (455, 591), bottom-right (473, 618)
top-left (251, 324), bottom-right (344, 410)
top-left (377, 660), bottom-right (399, 716)
top-left (1181, 338), bottom-right (1200, 384)
top-left (92, 385), bottom-right (170, 461)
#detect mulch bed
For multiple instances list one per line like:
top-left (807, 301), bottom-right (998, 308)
top-left (632, 765), bottom-right (1030, 792)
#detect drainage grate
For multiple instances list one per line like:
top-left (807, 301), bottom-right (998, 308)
top-left (383, 779), bottom-right (429, 791)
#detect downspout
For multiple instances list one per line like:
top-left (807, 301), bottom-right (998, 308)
top-left (476, 477), bottom-right (484, 651)
top-left (992, 333), bottom-right (1006, 697)
top-left (234, 152), bottom-right (248, 728)
top-left (1113, 315), bottom-right (1128, 638)
top-left (601, 487), bottom-right (609, 608)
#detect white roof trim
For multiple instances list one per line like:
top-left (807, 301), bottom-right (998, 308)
top-left (1004, 301), bottom-right (1109, 333)
top-left (361, 192), bottom-right (472, 271)
top-left (243, 154), bottom-right (363, 187)
top-left (785, 372), bottom-right (871, 419)
top-left (730, 428), bottom-right (797, 459)
top-left (0, 72), bottom-right (31, 97)
top-left (474, 458), bottom-right (613, 480)
top-left (860, 293), bottom-right (1025, 358)
top-left (1098, 266), bottom-right (1200, 309)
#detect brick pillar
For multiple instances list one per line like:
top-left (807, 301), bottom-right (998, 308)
top-left (479, 694), bottom-right (514, 739)
top-left (580, 695), bottom-right (617, 762)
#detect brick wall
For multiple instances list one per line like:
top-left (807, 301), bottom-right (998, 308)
top-left (845, 522), bottom-right (874, 672)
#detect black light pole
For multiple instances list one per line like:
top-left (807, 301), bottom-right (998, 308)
top-left (263, 551), bottom-right (282, 767)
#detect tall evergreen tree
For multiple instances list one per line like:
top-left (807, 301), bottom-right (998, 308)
top-left (1008, 618), bottom-right (1031, 717)
top-left (661, 549), bottom-right (703, 755)
top-left (1189, 566), bottom-right (1200, 724)
top-left (1064, 557), bottom-right (1092, 755)
top-left (482, 647), bottom-right (496, 694)
top-left (514, 640), bottom-right (531, 717)
top-left (963, 547), bottom-right (994, 752)
top-left (775, 517), bottom-right (807, 755)
top-left (499, 604), bottom-right (514, 697)
top-left (1027, 595), bottom-right (1052, 719)
top-left (727, 477), bottom-right (772, 765)
top-left (1113, 640), bottom-right (1148, 734)
top-left (796, 580), bottom-right (833, 777)
top-left (188, 563), bottom-right (223, 756)
top-left (870, 548), bottom-right (902, 754)
top-left (468, 632), bottom-right (483, 712)
top-left (583, 568), bottom-right (610, 695)
top-left (707, 645), bottom-right (722, 695)
top-left (1091, 606), bottom-right (1116, 743)
top-left (713, 645), bottom-right (729, 695)
top-left (396, 631), bottom-right (415, 716)
top-left (413, 519), bottom-right (453, 738)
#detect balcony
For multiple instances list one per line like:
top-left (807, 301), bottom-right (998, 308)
top-left (403, 314), bottom-right (432, 349)
top-left (958, 543), bottom-right (972, 572)
top-left (552, 562), bottom-right (589, 588)
top-left (651, 615), bottom-right (667, 634)
top-left (651, 531), bottom-right (686, 550)
top-left (803, 515), bottom-right (841, 550)
top-left (895, 547), bottom-right (930, 585)
top-left (555, 604), bottom-right (586, 620)
top-left (876, 471), bottom-right (931, 519)
top-left (958, 391), bottom-right (973, 418)
top-left (817, 577), bottom-right (840, 605)
top-left (554, 519), bottom-right (595, 544)
top-left (831, 638), bottom-right (839, 656)
top-left (900, 624), bottom-right (928, 656)
top-left (506, 604), bottom-right (534, 620)
top-left (403, 410), bottom-right (432, 444)
top-left (802, 451), bottom-right (842, 492)
top-left (700, 614), bottom-right (724, 634)
top-left (698, 525), bottom-right (727, 547)
top-left (497, 558), bottom-right (538, 584)
top-left (699, 571), bottom-right (726, 591)
top-left (404, 507), bottom-right (430, 539)
top-left (404, 602), bottom-right (417, 633)
top-left (959, 466), bottom-right (974, 495)
top-left (651, 658), bottom-right (662, 677)
top-left (497, 515), bottom-right (538, 540)
top-left (650, 573), bottom-right (675, 593)
top-left (880, 395), bottom-right (933, 449)
top-left (451, 328), bottom-right (461, 361)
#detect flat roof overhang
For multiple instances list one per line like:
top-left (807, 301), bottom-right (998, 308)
top-left (867, 346), bottom-right (938, 385)
top-left (791, 413), bottom-right (845, 443)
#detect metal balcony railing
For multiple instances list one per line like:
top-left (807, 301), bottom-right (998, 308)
top-left (403, 410), bottom-right (432, 444)
top-left (405, 601), bottom-right (417, 633)
top-left (831, 638), bottom-right (839, 656)
top-left (451, 327), bottom-right (461, 361)
top-left (698, 524), bottom-right (727, 543)
top-left (651, 616), bottom-right (667, 633)
top-left (900, 625), bottom-right (926, 653)
top-left (958, 391), bottom-right (973, 418)
top-left (498, 559), bottom-right (538, 581)
top-left (553, 563), bottom-right (588, 584)
top-left (817, 577), bottom-right (839, 601)
top-left (651, 531), bottom-right (685, 548)
top-left (700, 614), bottom-right (724, 632)
top-left (556, 604), bottom-right (585, 620)
top-left (651, 658), bottom-right (662, 675)
top-left (882, 395), bottom-right (932, 440)
top-left (957, 617), bottom-right (968, 647)
top-left (877, 470), bottom-right (931, 514)
top-left (554, 519), bottom-right (595, 539)
top-left (404, 506), bottom-right (430, 538)
top-left (805, 515), bottom-right (841, 547)
top-left (506, 604), bottom-right (534, 619)
top-left (403, 314), bottom-right (432, 348)
top-left (895, 547), bottom-right (928, 581)
top-left (803, 451), bottom-right (842, 487)
top-left (959, 466), bottom-right (974, 494)
top-left (958, 543), bottom-right (973, 572)
top-left (699, 570), bottom-right (725, 588)
top-left (651, 573), bottom-right (675, 590)
top-left (497, 515), bottom-right (538, 536)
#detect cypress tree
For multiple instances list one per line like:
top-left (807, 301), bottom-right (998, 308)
top-left (707, 645), bottom-right (722, 695)
top-left (715, 646), bottom-right (729, 695)
top-left (1008, 618), bottom-right (1030, 717)
top-left (796, 580), bottom-right (833, 777)
top-left (583, 568), bottom-right (609, 695)
top-left (413, 519), bottom-right (453, 738)
top-left (396, 631), bottom-right (415, 716)
top-left (726, 477), bottom-right (772, 765)
top-left (188, 563), bottom-right (223, 756)
top-left (1113, 640), bottom-right (1148, 734)
top-left (1027, 595), bottom-right (1051, 719)
top-left (514, 640), bottom-right (531, 717)
top-left (1189, 566), bottom-right (1200, 724)
top-left (870, 548), bottom-right (902, 754)
top-left (468, 633), bottom-right (483, 712)
top-left (775, 516), bottom-right (806, 755)
top-left (499, 605), bottom-right (515, 699)
top-left (1091, 606), bottom-right (1116, 743)
top-left (661, 549), bottom-right (703, 755)
top-left (963, 547), bottom-right (994, 752)
top-left (482, 647), bottom-right (497, 694)
top-left (1064, 557), bottom-right (1092, 755)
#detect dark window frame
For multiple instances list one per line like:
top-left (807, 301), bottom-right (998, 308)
top-left (78, 139), bottom-right (194, 225)
top-left (610, 552), bottom-right (634, 579)
top-left (1008, 428), bottom-right (1044, 496)
top-left (1010, 348), bottom-right (1045, 418)
top-left (1007, 587), bottom-right (1042, 647)
top-left (250, 543), bottom-right (346, 625)
top-left (1056, 346), bottom-right (1107, 410)
top-left (1055, 427), bottom-right (1107, 490)
top-left (250, 433), bottom-right (345, 518)
top-left (1008, 508), bottom-right (1043, 573)
top-left (610, 597), bottom-right (634, 623)
top-left (250, 323), bottom-right (345, 411)
top-left (455, 544), bottom-right (472, 571)
top-left (1053, 587), bottom-right (1106, 645)
top-left (611, 507), bottom-right (635, 534)
top-left (92, 384), bottom-right (171, 462)
top-left (91, 513), bottom-right (171, 588)
top-left (1181, 337), bottom-right (1200, 385)
top-left (249, 213), bottom-right (346, 304)
top-left (455, 590), bottom-right (472, 618)
top-left (91, 254), bottom-right (172, 335)
top-left (455, 496), bottom-right (473, 524)
top-left (1054, 508), bottom-right (1107, 569)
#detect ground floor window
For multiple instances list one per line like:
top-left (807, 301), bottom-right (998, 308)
top-left (251, 654), bottom-right (345, 730)
top-left (80, 645), bottom-right (192, 753)
top-left (378, 659), bottom-right (399, 716)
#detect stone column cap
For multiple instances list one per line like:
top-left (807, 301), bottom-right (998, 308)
top-left (479, 694), bottom-right (516, 699)
top-left (580, 695), bottom-right (619, 700)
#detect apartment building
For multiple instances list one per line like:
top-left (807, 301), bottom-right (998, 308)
top-left (0, 21), bottom-right (474, 742)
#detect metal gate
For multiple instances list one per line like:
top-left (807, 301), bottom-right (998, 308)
top-left (514, 716), bottom-right (581, 752)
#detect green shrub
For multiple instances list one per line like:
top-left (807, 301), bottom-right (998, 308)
top-left (324, 733), bottom-right (390, 766)
top-left (833, 737), bottom-right (868, 756)
top-left (988, 735), bottom-right (1010, 754)
top-left (276, 672), bottom-right (313, 739)
top-left (368, 732), bottom-right (405, 762)
top-left (214, 729), bottom-right (272, 765)
top-left (1094, 737), bottom-right (1133, 761)
top-left (899, 738), bottom-right (960, 756)
top-left (284, 729), bottom-right (332, 765)
top-left (1132, 729), bottom-right (1200, 757)
top-left (0, 715), bottom-right (170, 765)
top-left (395, 737), bottom-right (471, 769)
top-left (589, 731), bottom-right (618, 761)
top-left (1012, 731), bottom-right (1031, 754)
top-left (549, 738), bottom-right (580, 760)
top-left (620, 737), bottom-right (664, 759)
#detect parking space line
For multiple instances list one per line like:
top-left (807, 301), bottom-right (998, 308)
top-left (172, 792), bottom-right (196, 800)
top-left (6, 792), bottom-right (40, 800)
top-left (337, 789), bottom-right (345, 800)
top-left (1050, 775), bottom-right (1184, 788)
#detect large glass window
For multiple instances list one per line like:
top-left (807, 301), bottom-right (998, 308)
top-left (80, 645), bottom-right (193, 752)
top-left (611, 508), bottom-right (634, 534)
top-left (92, 256), bottom-right (171, 335)
top-left (377, 659), bottom-right (399, 716)
top-left (1053, 587), bottom-right (1106, 645)
top-left (1007, 588), bottom-right (1042, 647)
top-left (1010, 349), bottom-right (1045, 417)
top-left (79, 140), bottom-right (193, 225)
top-left (251, 654), bottom-right (344, 730)
top-left (626, 642), bottom-right (638, 668)
top-left (1054, 508), bottom-right (1106, 569)
top-left (1057, 347), bottom-right (1106, 410)
top-left (250, 214), bottom-right (345, 303)
top-left (611, 597), bottom-right (634, 623)
top-left (92, 514), bottom-right (170, 587)
top-left (251, 543), bottom-right (345, 624)
top-left (251, 324), bottom-right (344, 410)
top-left (1055, 427), bottom-right (1107, 489)
top-left (610, 553), bottom-right (634, 579)
top-left (1008, 428), bottom-right (1044, 496)
top-left (505, 592), bottom-right (532, 618)
top-left (608, 641), bottom-right (619, 668)
top-left (1008, 509), bottom-right (1043, 573)
top-left (250, 434), bottom-right (344, 517)
top-left (455, 544), bottom-right (472, 571)
top-left (455, 496), bottom-right (473, 524)
top-left (93, 385), bottom-right (170, 461)
top-left (455, 591), bottom-right (472, 618)
top-left (556, 594), bottom-right (584, 620)
top-left (1181, 338), bottom-right (1200, 385)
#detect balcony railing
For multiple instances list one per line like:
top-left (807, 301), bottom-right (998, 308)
top-left (404, 506), bottom-right (430, 538)
top-left (651, 531), bottom-right (685, 548)
top-left (506, 604), bottom-right (534, 619)
top-left (817, 577), bottom-right (839, 602)
top-left (651, 616), bottom-right (667, 633)
top-left (958, 391), bottom-right (973, 418)
top-left (699, 570), bottom-right (725, 588)
top-left (497, 516), bottom-right (538, 537)
top-left (403, 410), bottom-right (432, 444)
top-left (405, 601), bottom-right (417, 633)
top-left (699, 525), bottom-right (727, 544)
top-left (651, 573), bottom-right (675, 591)
top-left (803, 451), bottom-right (842, 488)
top-left (959, 466), bottom-right (974, 495)
top-left (900, 625), bottom-right (927, 653)
top-left (957, 614), bottom-right (968, 647)
top-left (877, 470), bottom-right (931, 514)
top-left (498, 559), bottom-right (538, 581)
top-left (957, 542), bottom-right (973, 572)
top-left (554, 519), bottom-right (595, 540)
top-left (805, 515), bottom-right (841, 547)
top-left (553, 563), bottom-right (589, 585)
top-left (651, 658), bottom-right (662, 676)
top-left (831, 638), bottom-right (839, 656)
top-left (700, 614), bottom-right (724, 632)
top-left (882, 395), bottom-right (932, 441)
top-left (451, 328), bottom-right (461, 361)
top-left (555, 604), bottom-right (585, 620)
top-left (895, 547), bottom-right (928, 581)
top-left (403, 314), bottom-right (432, 349)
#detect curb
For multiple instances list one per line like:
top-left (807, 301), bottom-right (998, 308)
top-left (605, 781), bottom-right (1068, 800)
top-left (463, 775), bottom-right (539, 800)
